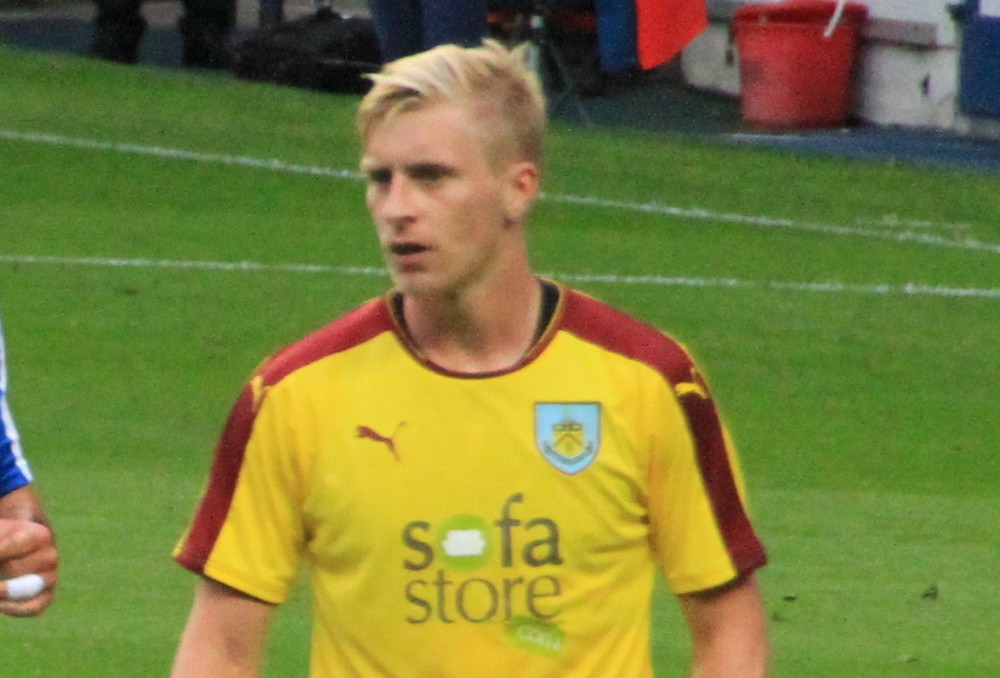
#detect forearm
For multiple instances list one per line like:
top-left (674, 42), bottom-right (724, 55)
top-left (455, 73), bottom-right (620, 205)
top-left (0, 485), bottom-right (50, 525)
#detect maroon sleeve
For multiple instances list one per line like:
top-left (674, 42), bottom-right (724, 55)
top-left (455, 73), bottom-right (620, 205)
top-left (174, 298), bottom-right (396, 573)
top-left (558, 288), bottom-right (766, 576)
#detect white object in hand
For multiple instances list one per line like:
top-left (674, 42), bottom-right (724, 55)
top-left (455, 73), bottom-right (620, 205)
top-left (4, 573), bottom-right (45, 600)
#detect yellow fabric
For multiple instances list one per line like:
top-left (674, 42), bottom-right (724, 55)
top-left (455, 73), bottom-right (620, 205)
top-left (176, 293), bottom-right (760, 677)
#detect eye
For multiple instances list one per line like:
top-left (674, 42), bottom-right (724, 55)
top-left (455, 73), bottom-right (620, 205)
top-left (409, 163), bottom-right (454, 184)
top-left (366, 168), bottom-right (392, 187)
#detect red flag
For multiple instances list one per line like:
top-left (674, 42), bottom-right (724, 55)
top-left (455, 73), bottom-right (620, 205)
top-left (636, 0), bottom-right (709, 69)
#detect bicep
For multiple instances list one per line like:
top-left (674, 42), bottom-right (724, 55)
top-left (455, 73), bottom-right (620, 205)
top-left (678, 575), bottom-right (769, 678)
top-left (171, 577), bottom-right (276, 678)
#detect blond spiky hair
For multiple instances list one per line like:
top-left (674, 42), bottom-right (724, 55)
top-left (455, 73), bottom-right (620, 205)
top-left (356, 40), bottom-right (547, 166)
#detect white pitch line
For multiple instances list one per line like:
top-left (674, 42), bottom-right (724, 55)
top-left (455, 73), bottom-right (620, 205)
top-left (3, 128), bottom-right (1000, 256)
top-left (0, 254), bottom-right (386, 277)
top-left (3, 254), bottom-right (999, 301)
top-left (0, 129), bottom-right (362, 180)
top-left (539, 193), bottom-right (1000, 255)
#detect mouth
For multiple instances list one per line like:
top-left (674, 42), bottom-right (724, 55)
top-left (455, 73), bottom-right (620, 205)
top-left (386, 241), bottom-right (431, 273)
top-left (389, 242), bottom-right (429, 256)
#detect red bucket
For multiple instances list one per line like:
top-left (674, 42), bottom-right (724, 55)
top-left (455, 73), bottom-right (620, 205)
top-left (734, 1), bottom-right (868, 128)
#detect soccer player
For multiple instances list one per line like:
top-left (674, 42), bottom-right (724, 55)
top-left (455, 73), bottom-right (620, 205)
top-left (170, 41), bottom-right (768, 677)
top-left (0, 318), bottom-right (58, 617)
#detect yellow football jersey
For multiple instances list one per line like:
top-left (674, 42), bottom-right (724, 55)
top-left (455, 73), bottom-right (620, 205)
top-left (175, 284), bottom-right (766, 677)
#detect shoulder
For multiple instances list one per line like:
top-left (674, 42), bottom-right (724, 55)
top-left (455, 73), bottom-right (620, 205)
top-left (257, 297), bottom-right (395, 388)
top-left (557, 287), bottom-right (699, 387)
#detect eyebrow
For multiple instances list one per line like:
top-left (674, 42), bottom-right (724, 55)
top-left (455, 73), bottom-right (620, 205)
top-left (359, 160), bottom-right (458, 181)
top-left (407, 162), bottom-right (457, 180)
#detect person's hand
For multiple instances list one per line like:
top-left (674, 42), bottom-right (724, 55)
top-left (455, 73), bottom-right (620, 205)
top-left (0, 518), bottom-right (58, 616)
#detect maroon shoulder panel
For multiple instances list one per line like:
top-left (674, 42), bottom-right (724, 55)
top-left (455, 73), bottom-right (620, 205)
top-left (174, 298), bottom-right (394, 573)
top-left (558, 289), bottom-right (766, 576)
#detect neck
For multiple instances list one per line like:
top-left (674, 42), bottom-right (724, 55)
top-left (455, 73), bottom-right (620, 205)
top-left (400, 273), bottom-right (544, 373)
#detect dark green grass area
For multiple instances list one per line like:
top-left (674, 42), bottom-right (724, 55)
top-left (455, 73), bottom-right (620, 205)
top-left (1, 45), bottom-right (998, 676)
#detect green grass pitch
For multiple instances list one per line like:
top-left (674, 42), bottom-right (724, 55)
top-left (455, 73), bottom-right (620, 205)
top-left (1, 44), bottom-right (998, 676)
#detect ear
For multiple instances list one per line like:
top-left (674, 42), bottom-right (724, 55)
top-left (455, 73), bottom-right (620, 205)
top-left (502, 161), bottom-right (540, 226)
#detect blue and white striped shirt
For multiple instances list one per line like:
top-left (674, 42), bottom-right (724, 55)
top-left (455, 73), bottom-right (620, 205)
top-left (0, 317), bottom-right (33, 497)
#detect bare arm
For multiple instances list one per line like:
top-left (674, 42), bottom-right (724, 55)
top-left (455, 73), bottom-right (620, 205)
top-left (678, 574), bottom-right (769, 678)
top-left (171, 577), bottom-right (276, 678)
top-left (0, 485), bottom-right (57, 617)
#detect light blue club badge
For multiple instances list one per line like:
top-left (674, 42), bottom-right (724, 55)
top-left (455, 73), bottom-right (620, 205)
top-left (534, 403), bottom-right (601, 474)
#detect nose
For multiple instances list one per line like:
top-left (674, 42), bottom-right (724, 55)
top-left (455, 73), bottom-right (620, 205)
top-left (371, 173), bottom-right (416, 231)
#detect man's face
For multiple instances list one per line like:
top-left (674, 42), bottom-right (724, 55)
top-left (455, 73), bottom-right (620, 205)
top-left (361, 101), bottom-right (528, 300)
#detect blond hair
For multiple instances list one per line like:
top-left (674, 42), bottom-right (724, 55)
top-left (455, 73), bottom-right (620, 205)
top-left (356, 40), bottom-right (547, 166)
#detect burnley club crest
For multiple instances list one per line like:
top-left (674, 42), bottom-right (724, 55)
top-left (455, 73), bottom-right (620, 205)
top-left (534, 403), bottom-right (601, 474)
